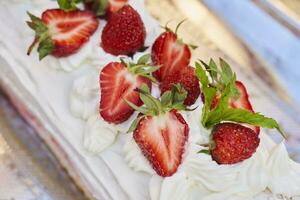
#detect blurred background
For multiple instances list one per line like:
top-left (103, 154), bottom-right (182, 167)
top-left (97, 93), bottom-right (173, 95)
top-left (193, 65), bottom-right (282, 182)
top-left (1, 0), bottom-right (300, 199)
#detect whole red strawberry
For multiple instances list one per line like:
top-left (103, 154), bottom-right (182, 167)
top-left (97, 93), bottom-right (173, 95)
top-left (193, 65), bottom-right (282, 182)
top-left (210, 123), bottom-right (260, 164)
top-left (127, 84), bottom-right (190, 177)
top-left (151, 23), bottom-right (192, 81)
top-left (26, 9), bottom-right (99, 60)
top-left (160, 66), bottom-right (200, 106)
top-left (100, 55), bottom-right (157, 124)
top-left (101, 5), bottom-right (146, 56)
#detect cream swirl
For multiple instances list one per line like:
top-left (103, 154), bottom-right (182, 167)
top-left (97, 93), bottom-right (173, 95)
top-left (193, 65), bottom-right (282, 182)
top-left (149, 172), bottom-right (205, 200)
top-left (70, 73), bottom-right (99, 120)
top-left (123, 134), bottom-right (155, 174)
top-left (45, 41), bottom-right (94, 72)
top-left (181, 137), bottom-right (270, 200)
top-left (267, 142), bottom-right (300, 198)
top-left (83, 114), bottom-right (118, 154)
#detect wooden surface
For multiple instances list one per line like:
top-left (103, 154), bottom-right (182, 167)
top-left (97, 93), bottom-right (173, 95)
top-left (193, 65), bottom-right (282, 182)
top-left (0, 92), bottom-right (86, 200)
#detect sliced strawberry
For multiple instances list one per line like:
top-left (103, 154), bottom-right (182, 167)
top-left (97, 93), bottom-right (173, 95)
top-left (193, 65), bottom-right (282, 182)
top-left (204, 81), bottom-right (260, 134)
top-left (152, 31), bottom-right (191, 81)
top-left (134, 110), bottom-right (189, 177)
top-left (27, 9), bottom-right (99, 59)
top-left (230, 81), bottom-right (260, 134)
top-left (100, 62), bottom-right (151, 124)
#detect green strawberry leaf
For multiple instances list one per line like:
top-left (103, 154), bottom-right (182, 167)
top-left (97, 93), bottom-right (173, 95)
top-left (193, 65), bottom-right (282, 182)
top-left (205, 108), bottom-right (285, 138)
top-left (127, 115), bottom-right (145, 133)
top-left (137, 54), bottom-right (151, 64)
top-left (26, 12), bottom-right (54, 60)
top-left (195, 58), bottom-right (286, 139)
top-left (161, 90), bottom-right (172, 107)
top-left (37, 36), bottom-right (55, 60)
top-left (198, 149), bottom-right (211, 155)
top-left (57, 0), bottom-right (82, 11)
top-left (126, 83), bottom-right (189, 132)
top-left (126, 54), bottom-right (160, 83)
top-left (171, 84), bottom-right (188, 106)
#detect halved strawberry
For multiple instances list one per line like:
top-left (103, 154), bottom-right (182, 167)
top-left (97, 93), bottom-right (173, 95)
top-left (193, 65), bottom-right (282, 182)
top-left (231, 81), bottom-right (260, 134)
top-left (151, 23), bottom-right (192, 81)
top-left (134, 110), bottom-right (189, 176)
top-left (127, 84), bottom-right (190, 177)
top-left (207, 81), bottom-right (260, 134)
top-left (100, 55), bottom-right (158, 124)
top-left (26, 9), bottom-right (99, 60)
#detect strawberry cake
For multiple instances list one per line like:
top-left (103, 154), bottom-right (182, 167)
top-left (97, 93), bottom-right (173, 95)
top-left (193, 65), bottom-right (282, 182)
top-left (0, 0), bottom-right (300, 200)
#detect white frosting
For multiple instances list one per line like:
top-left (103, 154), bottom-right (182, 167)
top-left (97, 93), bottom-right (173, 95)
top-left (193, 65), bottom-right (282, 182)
top-left (84, 115), bottom-right (118, 154)
top-left (70, 73), bottom-right (99, 120)
top-left (1, 0), bottom-right (300, 200)
top-left (123, 134), bottom-right (155, 174)
top-left (267, 142), bottom-right (300, 197)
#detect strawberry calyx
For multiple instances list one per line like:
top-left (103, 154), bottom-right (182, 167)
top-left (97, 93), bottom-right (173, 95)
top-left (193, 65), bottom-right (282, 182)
top-left (57, 0), bottom-right (111, 17)
top-left (26, 12), bottom-right (54, 60)
top-left (57, 0), bottom-right (83, 11)
top-left (161, 20), bottom-right (197, 50)
top-left (120, 54), bottom-right (160, 83)
top-left (126, 83), bottom-right (189, 133)
top-left (84, 0), bottom-right (109, 16)
top-left (195, 58), bottom-right (286, 139)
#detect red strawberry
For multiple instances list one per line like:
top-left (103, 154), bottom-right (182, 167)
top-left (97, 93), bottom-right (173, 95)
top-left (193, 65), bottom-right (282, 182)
top-left (151, 29), bottom-right (191, 81)
top-left (201, 81), bottom-right (260, 134)
top-left (160, 66), bottom-right (200, 106)
top-left (100, 54), bottom-right (156, 124)
top-left (127, 84), bottom-right (190, 176)
top-left (27, 9), bottom-right (99, 59)
top-left (84, 0), bottom-right (128, 19)
top-left (101, 5), bottom-right (146, 56)
top-left (134, 110), bottom-right (189, 176)
top-left (210, 123), bottom-right (260, 164)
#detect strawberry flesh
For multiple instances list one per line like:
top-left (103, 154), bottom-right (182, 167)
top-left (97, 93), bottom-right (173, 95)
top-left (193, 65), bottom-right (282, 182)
top-left (134, 110), bottom-right (189, 177)
top-left (106, 0), bottom-right (128, 18)
top-left (151, 31), bottom-right (191, 81)
top-left (100, 62), bottom-right (151, 124)
top-left (42, 9), bottom-right (99, 57)
top-left (211, 123), bottom-right (260, 164)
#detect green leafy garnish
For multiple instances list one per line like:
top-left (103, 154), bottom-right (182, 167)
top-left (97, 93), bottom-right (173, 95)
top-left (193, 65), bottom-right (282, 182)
top-left (57, 0), bottom-right (82, 11)
top-left (122, 54), bottom-right (160, 83)
top-left (126, 84), bottom-right (188, 133)
top-left (195, 58), bottom-right (285, 138)
top-left (26, 12), bottom-right (54, 60)
top-left (56, 0), bottom-right (109, 16)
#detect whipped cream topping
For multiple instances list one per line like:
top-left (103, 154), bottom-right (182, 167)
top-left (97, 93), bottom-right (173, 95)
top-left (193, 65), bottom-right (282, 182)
top-left (267, 142), bottom-right (300, 197)
top-left (70, 73), bottom-right (99, 120)
top-left (123, 134), bottom-right (155, 174)
top-left (84, 114), bottom-right (118, 154)
top-left (1, 0), bottom-right (300, 200)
